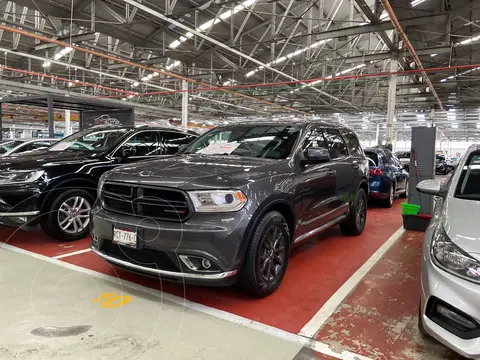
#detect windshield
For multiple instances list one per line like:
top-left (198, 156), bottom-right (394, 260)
top-left (0, 140), bottom-right (24, 154)
top-left (183, 125), bottom-right (301, 159)
top-left (455, 151), bottom-right (480, 200)
top-left (48, 128), bottom-right (131, 153)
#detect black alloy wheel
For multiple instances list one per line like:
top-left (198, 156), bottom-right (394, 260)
top-left (340, 188), bottom-right (367, 236)
top-left (239, 211), bottom-right (290, 297)
top-left (257, 226), bottom-right (287, 286)
top-left (355, 194), bottom-right (367, 231)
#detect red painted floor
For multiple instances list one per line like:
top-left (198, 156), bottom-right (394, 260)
top-left (0, 226), bottom-right (91, 257)
top-left (61, 200), bottom-right (403, 334)
top-left (315, 230), bottom-right (466, 360)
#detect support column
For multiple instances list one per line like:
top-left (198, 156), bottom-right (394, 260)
top-left (375, 123), bottom-right (380, 146)
top-left (386, 58), bottom-right (398, 150)
top-left (47, 95), bottom-right (54, 138)
top-left (0, 103), bottom-right (3, 140)
top-left (65, 109), bottom-right (71, 136)
top-left (181, 80), bottom-right (188, 128)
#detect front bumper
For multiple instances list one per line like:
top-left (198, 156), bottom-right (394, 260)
top-left (0, 184), bottom-right (42, 227)
top-left (420, 241), bottom-right (480, 358)
top-left (90, 205), bottom-right (253, 286)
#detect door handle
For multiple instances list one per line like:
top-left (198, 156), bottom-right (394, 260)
top-left (327, 170), bottom-right (336, 176)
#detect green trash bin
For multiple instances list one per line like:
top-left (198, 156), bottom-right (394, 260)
top-left (402, 203), bottom-right (421, 215)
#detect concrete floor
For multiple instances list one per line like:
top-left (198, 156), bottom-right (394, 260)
top-left (0, 196), bottom-right (469, 360)
top-left (0, 249), bottom-right (302, 360)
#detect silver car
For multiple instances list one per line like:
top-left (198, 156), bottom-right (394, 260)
top-left (0, 138), bottom-right (58, 156)
top-left (417, 144), bottom-right (480, 359)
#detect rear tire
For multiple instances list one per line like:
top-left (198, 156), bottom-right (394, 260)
top-left (340, 188), bottom-right (367, 236)
top-left (383, 184), bottom-right (394, 208)
top-left (400, 181), bottom-right (408, 199)
top-left (238, 211), bottom-right (290, 297)
top-left (41, 188), bottom-right (95, 241)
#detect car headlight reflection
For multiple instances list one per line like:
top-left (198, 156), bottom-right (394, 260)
top-left (431, 225), bottom-right (480, 283)
top-left (188, 190), bottom-right (247, 213)
top-left (0, 170), bottom-right (45, 184)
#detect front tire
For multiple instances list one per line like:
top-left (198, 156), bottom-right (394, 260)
top-left (340, 188), bottom-right (367, 236)
top-left (41, 188), bottom-right (95, 241)
top-left (238, 211), bottom-right (290, 297)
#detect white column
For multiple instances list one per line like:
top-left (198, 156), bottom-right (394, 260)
top-left (375, 123), bottom-right (380, 146)
top-left (64, 110), bottom-right (71, 136)
top-left (386, 58), bottom-right (398, 150)
top-left (181, 80), bottom-right (188, 128)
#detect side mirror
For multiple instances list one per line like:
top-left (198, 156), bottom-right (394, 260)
top-left (416, 179), bottom-right (443, 196)
top-left (302, 147), bottom-right (330, 164)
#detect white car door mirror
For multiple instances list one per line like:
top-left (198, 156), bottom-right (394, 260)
top-left (416, 179), bottom-right (443, 196)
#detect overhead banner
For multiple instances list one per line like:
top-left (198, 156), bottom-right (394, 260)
top-left (80, 109), bottom-right (134, 129)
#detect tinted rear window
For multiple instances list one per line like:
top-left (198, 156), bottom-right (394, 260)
top-left (365, 151), bottom-right (379, 166)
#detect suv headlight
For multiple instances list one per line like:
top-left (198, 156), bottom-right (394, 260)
top-left (188, 190), bottom-right (247, 213)
top-left (0, 170), bottom-right (44, 184)
top-left (431, 225), bottom-right (480, 283)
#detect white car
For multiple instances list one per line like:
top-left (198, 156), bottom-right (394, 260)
top-left (417, 144), bottom-right (480, 359)
top-left (0, 138), bottom-right (58, 156)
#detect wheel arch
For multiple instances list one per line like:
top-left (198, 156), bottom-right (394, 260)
top-left (244, 195), bottom-right (296, 244)
top-left (39, 175), bottom-right (98, 214)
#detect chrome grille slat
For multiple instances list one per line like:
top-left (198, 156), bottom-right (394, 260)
top-left (101, 182), bottom-right (190, 221)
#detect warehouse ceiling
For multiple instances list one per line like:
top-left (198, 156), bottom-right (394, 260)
top-left (0, 0), bottom-right (479, 140)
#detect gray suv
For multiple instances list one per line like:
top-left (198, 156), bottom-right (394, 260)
top-left (90, 121), bottom-right (369, 297)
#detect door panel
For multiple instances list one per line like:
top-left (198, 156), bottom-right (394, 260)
top-left (323, 128), bottom-right (354, 209)
top-left (297, 128), bottom-right (337, 238)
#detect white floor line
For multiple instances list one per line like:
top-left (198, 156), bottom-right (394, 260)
top-left (299, 226), bottom-right (405, 338)
top-left (1, 242), bottom-right (373, 360)
top-left (52, 248), bottom-right (92, 259)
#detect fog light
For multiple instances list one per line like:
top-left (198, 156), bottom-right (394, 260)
top-left (92, 235), bottom-right (99, 248)
top-left (201, 259), bottom-right (211, 269)
top-left (437, 304), bottom-right (477, 330)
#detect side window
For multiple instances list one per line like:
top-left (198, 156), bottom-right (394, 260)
top-left (383, 150), bottom-right (394, 166)
top-left (342, 131), bottom-right (363, 156)
top-left (157, 132), bottom-right (197, 155)
top-left (324, 128), bottom-right (348, 159)
top-left (301, 128), bottom-right (327, 152)
top-left (123, 131), bottom-right (159, 156)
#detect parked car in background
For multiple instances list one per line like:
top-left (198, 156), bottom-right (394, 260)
top-left (436, 154), bottom-right (454, 175)
top-left (450, 155), bottom-right (461, 168)
top-left (395, 151), bottom-right (411, 172)
top-left (0, 125), bottom-right (197, 241)
top-left (365, 147), bottom-right (409, 207)
top-left (0, 138), bottom-right (58, 156)
top-left (417, 144), bottom-right (480, 359)
top-left (90, 121), bottom-right (369, 297)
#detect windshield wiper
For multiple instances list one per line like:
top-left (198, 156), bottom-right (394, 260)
top-left (456, 194), bottom-right (480, 200)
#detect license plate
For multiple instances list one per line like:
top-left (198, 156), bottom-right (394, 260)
top-left (113, 228), bottom-right (137, 247)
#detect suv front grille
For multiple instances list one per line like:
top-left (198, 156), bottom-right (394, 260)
top-left (102, 183), bottom-right (190, 221)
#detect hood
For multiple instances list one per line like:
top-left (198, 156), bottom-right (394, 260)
top-left (106, 154), bottom-right (288, 190)
top-left (0, 150), bottom-right (100, 171)
top-left (443, 197), bottom-right (480, 257)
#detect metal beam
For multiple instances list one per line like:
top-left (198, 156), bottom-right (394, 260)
top-left (34, 32), bottom-right (98, 50)
top-left (95, 0), bottom-right (126, 23)
top-left (355, 0), bottom-right (394, 50)
top-left (330, 46), bottom-right (452, 64)
top-left (123, 0), bottom-right (358, 109)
